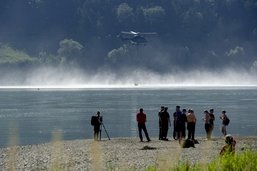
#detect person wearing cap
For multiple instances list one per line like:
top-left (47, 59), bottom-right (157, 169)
top-left (136, 108), bottom-right (151, 142)
top-left (220, 134), bottom-right (236, 155)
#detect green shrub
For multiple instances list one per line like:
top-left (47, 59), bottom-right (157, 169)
top-left (0, 44), bottom-right (36, 65)
top-left (145, 150), bottom-right (257, 171)
top-left (208, 150), bottom-right (257, 171)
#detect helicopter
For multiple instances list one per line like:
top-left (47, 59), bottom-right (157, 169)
top-left (118, 31), bottom-right (157, 45)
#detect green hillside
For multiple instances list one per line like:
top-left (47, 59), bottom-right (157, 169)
top-left (0, 44), bottom-right (36, 65)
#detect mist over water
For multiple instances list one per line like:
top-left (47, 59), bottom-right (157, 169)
top-left (1, 66), bottom-right (257, 88)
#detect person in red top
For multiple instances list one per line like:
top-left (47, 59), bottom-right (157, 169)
top-left (137, 108), bottom-right (151, 142)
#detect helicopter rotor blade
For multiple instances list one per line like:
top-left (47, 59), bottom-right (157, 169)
top-left (121, 31), bottom-right (157, 36)
top-left (140, 32), bottom-right (157, 35)
top-left (121, 31), bottom-right (136, 35)
top-left (130, 31), bottom-right (139, 35)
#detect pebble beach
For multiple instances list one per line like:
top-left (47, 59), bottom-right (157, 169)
top-left (0, 136), bottom-right (256, 171)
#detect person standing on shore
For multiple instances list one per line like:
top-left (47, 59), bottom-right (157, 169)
top-left (220, 110), bottom-right (230, 136)
top-left (187, 109), bottom-right (196, 141)
top-left (203, 110), bottom-right (211, 140)
top-left (209, 109), bottom-right (215, 138)
top-left (160, 107), bottom-right (171, 140)
top-left (91, 111), bottom-right (102, 141)
top-left (158, 106), bottom-right (165, 140)
top-left (181, 109), bottom-right (188, 139)
top-left (173, 106), bottom-right (182, 140)
top-left (173, 106), bottom-right (184, 143)
top-left (136, 108), bottom-right (151, 142)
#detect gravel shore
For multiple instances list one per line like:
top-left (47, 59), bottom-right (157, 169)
top-left (0, 136), bottom-right (256, 171)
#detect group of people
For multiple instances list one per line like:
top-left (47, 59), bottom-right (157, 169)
top-left (136, 106), bottom-right (235, 155)
top-left (136, 106), bottom-right (231, 143)
top-left (158, 106), bottom-right (197, 143)
top-left (91, 106), bottom-right (230, 142)
top-left (91, 107), bottom-right (230, 142)
top-left (91, 107), bottom-right (235, 155)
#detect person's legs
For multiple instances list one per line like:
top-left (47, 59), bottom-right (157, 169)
top-left (162, 125), bottom-right (168, 139)
top-left (182, 125), bottom-right (186, 139)
top-left (94, 131), bottom-right (97, 140)
top-left (138, 124), bottom-right (143, 141)
top-left (138, 125), bottom-right (143, 141)
top-left (205, 123), bottom-right (208, 138)
top-left (159, 125), bottom-right (162, 140)
top-left (178, 130), bottom-right (182, 144)
top-left (96, 131), bottom-right (99, 140)
top-left (142, 124), bottom-right (151, 141)
top-left (222, 125), bottom-right (227, 136)
top-left (192, 123), bottom-right (196, 140)
top-left (187, 123), bottom-right (192, 139)
top-left (177, 124), bottom-right (183, 141)
top-left (209, 125), bottom-right (214, 139)
top-left (165, 128), bottom-right (169, 140)
top-left (224, 126), bottom-right (227, 135)
top-left (94, 126), bottom-right (99, 140)
top-left (205, 124), bottom-right (211, 139)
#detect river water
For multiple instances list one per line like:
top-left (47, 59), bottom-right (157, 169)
top-left (0, 87), bottom-right (256, 147)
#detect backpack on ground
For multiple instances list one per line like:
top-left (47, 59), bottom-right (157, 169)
top-left (182, 139), bottom-right (195, 148)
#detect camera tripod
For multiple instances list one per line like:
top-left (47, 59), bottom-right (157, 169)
top-left (100, 122), bottom-right (111, 140)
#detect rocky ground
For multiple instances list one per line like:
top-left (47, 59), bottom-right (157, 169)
top-left (0, 136), bottom-right (256, 171)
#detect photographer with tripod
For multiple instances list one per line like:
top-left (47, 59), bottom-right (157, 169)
top-left (91, 111), bottom-right (110, 141)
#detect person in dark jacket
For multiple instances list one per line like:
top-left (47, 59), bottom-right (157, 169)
top-left (173, 106), bottom-right (182, 142)
top-left (209, 109), bottom-right (215, 139)
top-left (158, 106), bottom-right (165, 140)
top-left (160, 107), bottom-right (171, 140)
top-left (91, 111), bottom-right (102, 141)
top-left (181, 109), bottom-right (188, 139)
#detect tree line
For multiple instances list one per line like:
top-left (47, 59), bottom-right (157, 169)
top-left (0, 0), bottom-right (256, 72)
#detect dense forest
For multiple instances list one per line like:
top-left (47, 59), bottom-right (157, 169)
top-left (0, 0), bottom-right (257, 84)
